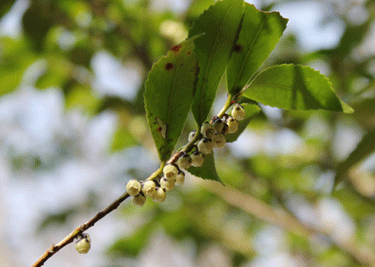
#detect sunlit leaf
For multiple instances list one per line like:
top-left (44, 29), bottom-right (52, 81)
top-left (244, 64), bottom-right (354, 113)
top-left (226, 4), bottom-right (288, 96)
top-left (145, 37), bottom-right (199, 161)
top-left (189, 0), bottom-right (244, 126)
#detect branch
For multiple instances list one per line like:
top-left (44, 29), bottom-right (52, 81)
top-left (204, 181), bottom-right (375, 267)
top-left (31, 192), bottom-right (130, 267)
top-left (31, 93), bottom-right (239, 266)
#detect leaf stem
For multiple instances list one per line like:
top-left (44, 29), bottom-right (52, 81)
top-left (217, 94), bottom-right (234, 118)
top-left (146, 162), bottom-right (165, 181)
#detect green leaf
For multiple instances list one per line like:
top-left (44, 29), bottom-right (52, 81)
top-left (189, 0), bottom-right (245, 126)
top-left (144, 37), bottom-right (199, 161)
top-left (0, 38), bottom-right (37, 96)
top-left (244, 64), bottom-right (354, 113)
top-left (227, 4), bottom-right (288, 96)
top-left (188, 152), bottom-right (222, 184)
top-left (226, 102), bottom-right (261, 143)
top-left (334, 130), bottom-right (375, 187)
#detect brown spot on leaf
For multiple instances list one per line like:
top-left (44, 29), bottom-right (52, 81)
top-left (171, 44), bottom-right (181, 52)
top-left (234, 44), bottom-right (242, 53)
top-left (187, 51), bottom-right (191, 55)
top-left (165, 63), bottom-right (174, 70)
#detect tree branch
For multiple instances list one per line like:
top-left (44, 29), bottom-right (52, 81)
top-left (204, 181), bottom-right (375, 267)
top-left (31, 192), bottom-right (130, 267)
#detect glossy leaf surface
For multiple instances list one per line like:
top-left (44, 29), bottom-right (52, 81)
top-left (189, 0), bottom-right (244, 126)
top-left (244, 64), bottom-right (354, 113)
top-left (145, 38), bottom-right (199, 161)
top-left (226, 4), bottom-right (288, 95)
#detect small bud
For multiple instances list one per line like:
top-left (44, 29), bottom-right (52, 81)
top-left (75, 233), bottom-right (91, 254)
top-left (178, 153), bottom-right (192, 169)
top-left (197, 138), bottom-right (213, 154)
top-left (126, 179), bottom-right (141, 196)
top-left (191, 151), bottom-right (204, 167)
top-left (142, 180), bottom-right (156, 197)
top-left (160, 177), bottom-right (175, 191)
top-left (201, 121), bottom-right (215, 139)
top-left (131, 194), bottom-right (146, 207)
top-left (213, 118), bottom-right (224, 133)
top-left (188, 130), bottom-right (197, 142)
top-left (163, 164), bottom-right (178, 180)
top-left (227, 117), bottom-right (238, 133)
top-left (213, 133), bottom-right (226, 148)
top-left (153, 187), bottom-right (167, 202)
top-left (175, 171), bottom-right (185, 185)
top-left (231, 103), bottom-right (245, 121)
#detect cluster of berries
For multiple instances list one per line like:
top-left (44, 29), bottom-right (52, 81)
top-left (125, 103), bottom-right (246, 206)
top-left (125, 164), bottom-right (184, 206)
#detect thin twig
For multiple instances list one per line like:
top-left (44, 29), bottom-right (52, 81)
top-left (204, 181), bottom-right (375, 267)
top-left (31, 94), bottom-right (239, 266)
top-left (31, 192), bottom-right (130, 267)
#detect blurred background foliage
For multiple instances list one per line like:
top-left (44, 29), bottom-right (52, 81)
top-left (1, 0), bottom-right (375, 266)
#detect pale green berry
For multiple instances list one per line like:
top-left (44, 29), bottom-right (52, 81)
top-left (201, 121), bottom-right (215, 139)
top-left (178, 153), bottom-right (192, 169)
top-left (153, 187), bottom-right (167, 202)
top-left (175, 171), bottom-right (185, 185)
top-left (213, 133), bottom-right (226, 148)
top-left (231, 104), bottom-right (245, 121)
top-left (221, 122), bottom-right (229, 135)
top-left (191, 151), bottom-right (204, 167)
top-left (126, 179), bottom-right (141, 196)
top-left (75, 233), bottom-right (91, 254)
top-left (227, 117), bottom-right (238, 133)
top-left (188, 130), bottom-right (197, 142)
top-left (213, 118), bottom-right (224, 133)
top-left (131, 194), bottom-right (146, 207)
top-left (142, 180), bottom-right (156, 197)
top-left (160, 177), bottom-right (175, 191)
top-left (197, 138), bottom-right (213, 154)
top-left (163, 164), bottom-right (178, 180)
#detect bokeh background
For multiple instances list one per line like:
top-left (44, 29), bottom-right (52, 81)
top-left (1, 0), bottom-right (375, 266)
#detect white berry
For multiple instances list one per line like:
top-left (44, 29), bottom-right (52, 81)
top-left (227, 117), bottom-right (238, 133)
top-left (75, 233), bottom-right (91, 254)
top-left (153, 187), bottom-right (167, 202)
top-left (160, 177), bottom-right (176, 191)
top-left (142, 180), bottom-right (156, 197)
top-left (231, 104), bottom-right (245, 121)
top-left (126, 180), bottom-right (141, 196)
top-left (191, 151), bottom-right (204, 167)
top-left (163, 164), bottom-right (178, 180)
top-left (175, 171), bottom-right (185, 185)
top-left (201, 121), bottom-right (215, 139)
top-left (197, 138), bottom-right (213, 154)
top-left (178, 153), bottom-right (192, 169)
top-left (188, 130), bottom-right (197, 142)
top-left (131, 194), bottom-right (146, 207)
top-left (213, 118), bottom-right (224, 133)
top-left (212, 133), bottom-right (226, 148)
